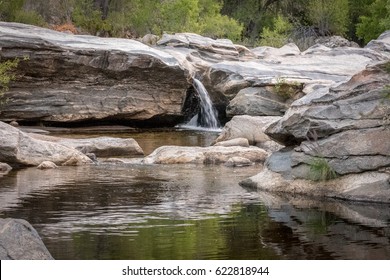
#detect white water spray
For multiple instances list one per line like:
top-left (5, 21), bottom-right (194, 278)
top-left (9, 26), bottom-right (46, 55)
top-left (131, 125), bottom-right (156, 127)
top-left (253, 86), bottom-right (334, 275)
top-left (180, 78), bottom-right (221, 131)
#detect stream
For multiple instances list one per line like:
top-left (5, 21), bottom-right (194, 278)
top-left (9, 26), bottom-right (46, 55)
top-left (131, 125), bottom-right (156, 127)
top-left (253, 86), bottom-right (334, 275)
top-left (1, 129), bottom-right (390, 260)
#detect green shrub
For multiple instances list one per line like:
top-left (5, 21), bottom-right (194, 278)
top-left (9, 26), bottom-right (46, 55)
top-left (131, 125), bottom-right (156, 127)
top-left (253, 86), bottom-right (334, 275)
top-left (307, 0), bottom-right (349, 36)
top-left (72, 0), bottom-right (112, 35)
top-left (273, 77), bottom-right (302, 100)
top-left (308, 157), bottom-right (338, 181)
top-left (200, 14), bottom-right (243, 41)
top-left (259, 15), bottom-right (292, 47)
top-left (0, 59), bottom-right (20, 108)
top-left (156, 0), bottom-right (201, 34)
top-left (356, 0), bottom-right (390, 44)
top-left (0, 0), bottom-right (42, 26)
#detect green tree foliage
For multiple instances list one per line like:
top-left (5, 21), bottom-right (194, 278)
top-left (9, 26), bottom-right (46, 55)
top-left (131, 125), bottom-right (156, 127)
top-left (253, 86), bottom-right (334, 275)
top-left (108, 0), bottom-right (159, 37)
top-left (159, 0), bottom-right (201, 34)
top-left (196, 0), bottom-right (243, 41)
top-left (106, 0), bottom-right (242, 40)
top-left (306, 0), bottom-right (349, 36)
top-left (0, 0), bottom-right (45, 26)
top-left (72, 0), bottom-right (112, 35)
top-left (259, 15), bottom-right (292, 47)
top-left (221, 0), bottom-right (276, 43)
top-left (0, 0), bottom-right (389, 45)
top-left (347, 0), bottom-right (375, 43)
top-left (356, 0), bottom-right (390, 44)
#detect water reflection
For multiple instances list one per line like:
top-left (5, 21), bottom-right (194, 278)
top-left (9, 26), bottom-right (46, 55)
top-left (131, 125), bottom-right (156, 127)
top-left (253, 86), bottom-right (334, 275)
top-left (1, 163), bottom-right (390, 260)
top-left (51, 129), bottom-right (220, 155)
top-left (1, 129), bottom-right (390, 259)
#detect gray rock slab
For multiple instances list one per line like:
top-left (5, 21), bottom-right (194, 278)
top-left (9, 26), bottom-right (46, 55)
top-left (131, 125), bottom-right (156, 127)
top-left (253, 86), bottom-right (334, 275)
top-left (0, 218), bottom-right (53, 260)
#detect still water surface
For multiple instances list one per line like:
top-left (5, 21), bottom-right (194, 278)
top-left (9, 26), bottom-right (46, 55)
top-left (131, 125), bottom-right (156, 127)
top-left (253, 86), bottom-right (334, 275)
top-left (0, 129), bottom-right (389, 259)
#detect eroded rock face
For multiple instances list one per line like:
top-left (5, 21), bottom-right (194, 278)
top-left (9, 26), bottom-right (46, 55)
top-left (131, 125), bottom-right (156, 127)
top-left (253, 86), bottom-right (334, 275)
top-left (265, 62), bottom-right (390, 145)
top-left (158, 32), bottom-right (389, 120)
top-left (2, 25), bottom-right (389, 125)
top-left (0, 121), bottom-right (92, 166)
top-left (226, 86), bottom-right (290, 117)
top-left (0, 218), bottom-right (53, 260)
top-left (0, 22), bottom-right (190, 126)
top-left (242, 61), bottom-right (390, 202)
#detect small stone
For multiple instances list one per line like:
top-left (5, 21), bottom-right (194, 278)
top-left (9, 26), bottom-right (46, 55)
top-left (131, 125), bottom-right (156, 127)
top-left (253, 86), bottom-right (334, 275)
top-left (37, 161), bottom-right (58, 170)
top-left (86, 153), bottom-right (98, 162)
top-left (0, 162), bottom-right (12, 173)
top-left (214, 138), bottom-right (249, 147)
top-left (225, 157), bottom-right (253, 167)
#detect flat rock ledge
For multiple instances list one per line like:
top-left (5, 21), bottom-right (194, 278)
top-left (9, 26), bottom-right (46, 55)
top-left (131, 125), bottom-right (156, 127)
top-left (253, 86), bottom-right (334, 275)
top-left (240, 167), bottom-right (390, 204)
top-left (29, 133), bottom-right (144, 157)
top-left (0, 218), bottom-right (53, 260)
top-left (143, 145), bottom-right (269, 165)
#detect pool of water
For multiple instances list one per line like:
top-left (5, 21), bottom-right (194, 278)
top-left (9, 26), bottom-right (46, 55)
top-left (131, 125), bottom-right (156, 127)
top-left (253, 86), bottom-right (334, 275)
top-left (1, 129), bottom-right (389, 260)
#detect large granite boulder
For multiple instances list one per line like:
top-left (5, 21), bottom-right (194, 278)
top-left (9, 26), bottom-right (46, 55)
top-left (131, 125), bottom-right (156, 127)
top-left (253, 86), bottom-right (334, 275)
top-left (202, 42), bottom-right (389, 111)
top-left (240, 61), bottom-right (390, 203)
top-left (143, 145), bottom-right (268, 165)
top-left (0, 218), bottom-right (53, 260)
top-left (214, 115), bottom-right (283, 151)
top-left (0, 121), bottom-right (92, 166)
top-left (241, 167), bottom-right (390, 204)
top-left (226, 86), bottom-right (291, 117)
top-left (265, 61), bottom-right (390, 145)
top-left (0, 22), bottom-right (190, 126)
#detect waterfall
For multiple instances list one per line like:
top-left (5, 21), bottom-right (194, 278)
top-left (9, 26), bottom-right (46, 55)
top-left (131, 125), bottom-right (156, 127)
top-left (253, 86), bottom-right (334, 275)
top-left (180, 78), bottom-right (221, 131)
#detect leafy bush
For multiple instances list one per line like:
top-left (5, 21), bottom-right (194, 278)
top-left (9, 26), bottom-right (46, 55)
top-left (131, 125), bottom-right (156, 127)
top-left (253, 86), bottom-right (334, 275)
top-left (0, 59), bottom-right (20, 108)
top-left (356, 0), bottom-right (390, 44)
top-left (200, 14), bottom-right (243, 41)
top-left (107, 0), bottom-right (242, 40)
top-left (13, 9), bottom-right (46, 27)
top-left (72, 0), bottom-right (112, 35)
top-left (158, 0), bottom-right (201, 34)
top-left (198, 0), bottom-right (242, 40)
top-left (273, 77), bottom-right (302, 100)
top-left (0, 0), bottom-right (45, 26)
top-left (306, 0), bottom-right (349, 36)
top-left (259, 15), bottom-right (292, 47)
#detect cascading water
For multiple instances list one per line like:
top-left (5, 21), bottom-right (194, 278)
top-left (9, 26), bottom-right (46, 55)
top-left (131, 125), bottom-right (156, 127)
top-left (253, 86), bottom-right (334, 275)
top-left (180, 78), bottom-right (221, 131)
